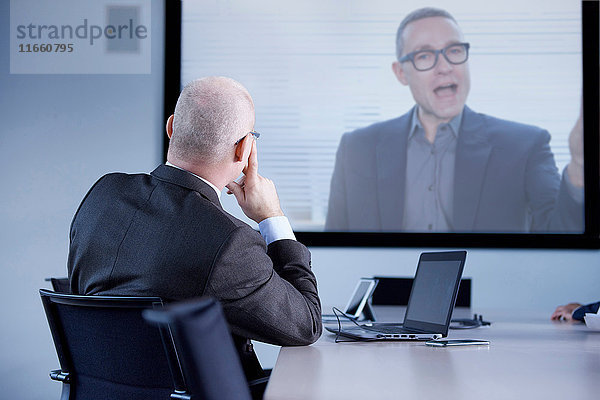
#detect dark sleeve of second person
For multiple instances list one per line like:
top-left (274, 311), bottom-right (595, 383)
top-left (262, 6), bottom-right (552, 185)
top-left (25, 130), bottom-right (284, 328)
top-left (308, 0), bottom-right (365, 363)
top-left (204, 225), bottom-right (322, 346)
top-left (572, 301), bottom-right (600, 321)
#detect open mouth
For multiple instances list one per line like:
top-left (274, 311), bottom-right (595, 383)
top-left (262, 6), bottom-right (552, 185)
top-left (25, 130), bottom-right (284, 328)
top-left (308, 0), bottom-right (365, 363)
top-left (434, 84), bottom-right (457, 96)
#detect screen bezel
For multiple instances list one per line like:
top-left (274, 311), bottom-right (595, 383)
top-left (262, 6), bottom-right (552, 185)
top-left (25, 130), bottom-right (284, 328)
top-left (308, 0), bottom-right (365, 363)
top-left (403, 251), bottom-right (467, 336)
top-left (343, 278), bottom-right (379, 319)
top-left (164, 1), bottom-right (599, 249)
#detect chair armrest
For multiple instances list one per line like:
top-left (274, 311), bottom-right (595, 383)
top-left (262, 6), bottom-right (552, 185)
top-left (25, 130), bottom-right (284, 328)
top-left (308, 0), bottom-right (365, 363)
top-left (170, 391), bottom-right (192, 400)
top-left (49, 370), bottom-right (71, 383)
top-left (248, 376), bottom-right (269, 387)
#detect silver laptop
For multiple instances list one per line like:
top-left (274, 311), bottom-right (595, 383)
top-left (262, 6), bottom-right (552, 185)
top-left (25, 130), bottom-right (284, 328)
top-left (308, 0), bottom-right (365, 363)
top-left (326, 251), bottom-right (467, 341)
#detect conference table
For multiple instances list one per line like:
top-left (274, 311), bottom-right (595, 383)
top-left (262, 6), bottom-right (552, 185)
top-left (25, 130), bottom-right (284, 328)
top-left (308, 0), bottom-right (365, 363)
top-left (264, 307), bottom-right (600, 400)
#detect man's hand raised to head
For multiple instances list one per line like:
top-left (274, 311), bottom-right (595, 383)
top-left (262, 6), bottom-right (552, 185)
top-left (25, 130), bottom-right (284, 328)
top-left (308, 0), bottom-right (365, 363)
top-left (226, 139), bottom-right (285, 223)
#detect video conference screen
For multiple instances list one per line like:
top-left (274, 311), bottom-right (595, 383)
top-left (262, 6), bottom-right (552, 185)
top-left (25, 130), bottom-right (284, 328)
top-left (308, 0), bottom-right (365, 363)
top-left (175, 0), bottom-right (598, 247)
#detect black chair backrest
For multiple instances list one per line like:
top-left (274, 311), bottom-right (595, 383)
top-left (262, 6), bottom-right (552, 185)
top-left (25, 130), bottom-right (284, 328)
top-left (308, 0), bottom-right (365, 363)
top-left (45, 277), bottom-right (71, 293)
top-left (372, 277), bottom-right (472, 307)
top-left (144, 297), bottom-right (252, 400)
top-left (39, 289), bottom-right (188, 400)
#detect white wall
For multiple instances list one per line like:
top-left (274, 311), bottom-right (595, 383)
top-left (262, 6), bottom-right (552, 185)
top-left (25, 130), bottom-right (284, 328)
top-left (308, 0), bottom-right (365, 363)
top-left (0, 1), bottom-right (164, 398)
top-left (0, 2), bottom-right (598, 399)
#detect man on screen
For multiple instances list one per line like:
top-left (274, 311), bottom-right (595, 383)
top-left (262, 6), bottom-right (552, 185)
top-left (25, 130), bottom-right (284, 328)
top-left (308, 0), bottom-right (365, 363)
top-left (325, 7), bottom-right (584, 233)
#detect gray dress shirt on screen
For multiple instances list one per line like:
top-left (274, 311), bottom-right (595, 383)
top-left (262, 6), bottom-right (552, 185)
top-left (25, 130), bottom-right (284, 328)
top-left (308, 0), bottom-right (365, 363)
top-left (403, 108), bottom-right (462, 232)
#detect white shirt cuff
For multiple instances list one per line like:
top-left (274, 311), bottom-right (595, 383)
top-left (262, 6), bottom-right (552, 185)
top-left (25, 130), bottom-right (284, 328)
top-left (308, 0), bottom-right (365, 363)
top-left (258, 216), bottom-right (296, 245)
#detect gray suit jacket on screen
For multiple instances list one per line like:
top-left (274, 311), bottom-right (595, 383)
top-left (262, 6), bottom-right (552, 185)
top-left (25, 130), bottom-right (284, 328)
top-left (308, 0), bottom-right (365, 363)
top-left (68, 164), bottom-right (322, 379)
top-left (325, 106), bottom-right (583, 233)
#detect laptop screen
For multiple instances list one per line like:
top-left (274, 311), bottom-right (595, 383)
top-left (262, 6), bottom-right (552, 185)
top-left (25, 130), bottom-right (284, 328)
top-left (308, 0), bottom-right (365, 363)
top-left (403, 251), bottom-right (466, 334)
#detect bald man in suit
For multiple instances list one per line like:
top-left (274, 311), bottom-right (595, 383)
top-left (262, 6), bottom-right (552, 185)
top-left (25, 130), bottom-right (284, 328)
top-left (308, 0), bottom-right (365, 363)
top-left (68, 77), bottom-right (322, 394)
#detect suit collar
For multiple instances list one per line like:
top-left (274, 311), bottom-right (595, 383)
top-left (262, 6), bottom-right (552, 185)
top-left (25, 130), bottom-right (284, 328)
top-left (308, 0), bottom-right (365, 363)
top-left (408, 106), bottom-right (463, 140)
top-left (150, 164), bottom-right (222, 207)
top-left (375, 109), bottom-right (413, 230)
top-left (165, 161), bottom-right (221, 199)
top-left (453, 106), bottom-right (492, 230)
top-left (458, 106), bottom-right (488, 143)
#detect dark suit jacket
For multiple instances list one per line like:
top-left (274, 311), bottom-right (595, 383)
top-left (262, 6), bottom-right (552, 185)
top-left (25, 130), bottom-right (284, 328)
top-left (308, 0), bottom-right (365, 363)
top-left (325, 106), bottom-right (583, 232)
top-left (68, 164), bottom-right (322, 379)
top-left (572, 301), bottom-right (600, 321)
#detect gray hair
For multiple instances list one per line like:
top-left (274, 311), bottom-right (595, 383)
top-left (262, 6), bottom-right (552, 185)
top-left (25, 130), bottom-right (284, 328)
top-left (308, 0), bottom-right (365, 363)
top-left (169, 77), bottom-right (254, 164)
top-left (395, 7), bottom-right (458, 60)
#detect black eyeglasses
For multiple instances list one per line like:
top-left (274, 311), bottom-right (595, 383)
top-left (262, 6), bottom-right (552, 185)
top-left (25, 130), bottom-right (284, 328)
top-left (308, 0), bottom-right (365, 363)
top-left (234, 130), bottom-right (260, 145)
top-left (399, 42), bottom-right (470, 72)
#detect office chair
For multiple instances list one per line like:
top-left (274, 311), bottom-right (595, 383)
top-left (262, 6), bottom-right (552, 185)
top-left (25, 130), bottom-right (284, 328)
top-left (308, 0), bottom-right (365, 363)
top-left (39, 289), bottom-right (189, 400)
top-left (44, 277), bottom-right (71, 293)
top-left (143, 297), bottom-right (253, 400)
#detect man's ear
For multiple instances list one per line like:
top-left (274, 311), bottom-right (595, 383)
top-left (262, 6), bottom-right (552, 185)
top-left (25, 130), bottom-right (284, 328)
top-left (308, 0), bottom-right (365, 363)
top-left (166, 115), bottom-right (174, 139)
top-left (234, 133), bottom-right (252, 163)
top-left (392, 61), bottom-right (409, 86)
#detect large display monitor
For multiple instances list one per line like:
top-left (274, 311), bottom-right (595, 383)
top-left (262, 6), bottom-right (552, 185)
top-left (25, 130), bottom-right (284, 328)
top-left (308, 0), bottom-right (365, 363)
top-left (164, 0), bottom-right (599, 248)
